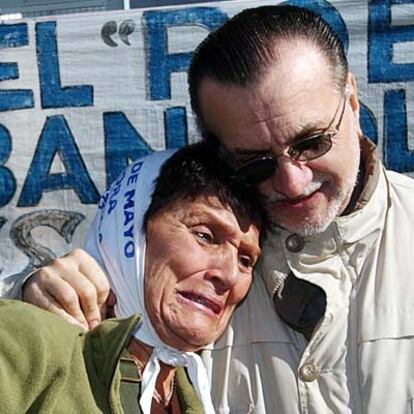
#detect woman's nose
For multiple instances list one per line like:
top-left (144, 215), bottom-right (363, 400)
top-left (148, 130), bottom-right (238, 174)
top-left (269, 155), bottom-right (313, 199)
top-left (204, 250), bottom-right (239, 294)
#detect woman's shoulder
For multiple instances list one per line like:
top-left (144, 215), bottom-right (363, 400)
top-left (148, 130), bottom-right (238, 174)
top-left (0, 299), bottom-right (83, 358)
top-left (0, 298), bottom-right (81, 330)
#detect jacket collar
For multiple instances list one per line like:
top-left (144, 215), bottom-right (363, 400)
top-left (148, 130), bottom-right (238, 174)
top-left (85, 314), bottom-right (142, 388)
top-left (332, 137), bottom-right (386, 246)
top-left (350, 137), bottom-right (380, 212)
top-left (260, 137), bottom-right (387, 292)
top-left (84, 315), bottom-right (204, 413)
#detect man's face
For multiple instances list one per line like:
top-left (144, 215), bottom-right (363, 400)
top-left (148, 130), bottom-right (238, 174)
top-left (198, 44), bottom-right (361, 235)
top-left (144, 195), bottom-right (260, 352)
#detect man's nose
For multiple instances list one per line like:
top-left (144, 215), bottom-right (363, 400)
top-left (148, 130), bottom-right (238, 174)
top-left (269, 155), bottom-right (313, 198)
top-left (204, 249), bottom-right (239, 294)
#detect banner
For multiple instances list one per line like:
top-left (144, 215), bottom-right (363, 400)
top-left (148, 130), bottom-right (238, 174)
top-left (0, 0), bottom-right (413, 281)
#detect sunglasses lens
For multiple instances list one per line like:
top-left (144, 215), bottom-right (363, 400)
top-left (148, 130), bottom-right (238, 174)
top-left (293, 135), bottom-right (332, 161)
top-left (236, 156), bottom-right (276, 184)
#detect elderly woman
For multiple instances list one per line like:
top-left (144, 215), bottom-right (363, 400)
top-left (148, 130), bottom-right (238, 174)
top-left (0, 142), bottom-right (264, 413)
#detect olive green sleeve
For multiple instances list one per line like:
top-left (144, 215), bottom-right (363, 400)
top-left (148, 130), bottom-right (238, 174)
top-left (0, 300), bottom-right (88, 413)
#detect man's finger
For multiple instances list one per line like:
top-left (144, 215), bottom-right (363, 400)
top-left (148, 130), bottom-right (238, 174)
top-left (75, 249), bottom-right (110, 309)
top-left (63, 249), bottom-right (110, 328)
top-left (23, 278), bottom-right (89, 330)
top-left (45, 249), bottom-right (109, 329)
top-left (43, 294), bottom-right (89, 330)
top-left (23, 249), bottom-right (110, 329)
top-left (44, 272), bottom-right (92, 329)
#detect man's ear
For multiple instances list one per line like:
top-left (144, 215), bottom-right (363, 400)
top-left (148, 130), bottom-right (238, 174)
top-left (346, 71), bottom-right (363, 135)
top-left (347, 72), bottom-right (359, 114)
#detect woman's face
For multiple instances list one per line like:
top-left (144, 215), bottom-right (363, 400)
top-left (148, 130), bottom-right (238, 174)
top-left (144, 195), bottom-right (261, 352)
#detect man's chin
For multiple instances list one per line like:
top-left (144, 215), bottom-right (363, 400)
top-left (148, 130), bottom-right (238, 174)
top-left (271, 201), bottom-right (343, 236)
top-left (272, 218), bottom-right (328, 236)
top-left (268, 203), bottom-right (330, 235)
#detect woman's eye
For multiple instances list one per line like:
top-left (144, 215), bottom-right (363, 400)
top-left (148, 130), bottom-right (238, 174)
top-left (193, 228), bottom-right (214, 244)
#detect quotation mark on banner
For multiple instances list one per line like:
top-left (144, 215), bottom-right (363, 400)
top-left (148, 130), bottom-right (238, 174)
top-left (101, 20), bottom-right (136, 47)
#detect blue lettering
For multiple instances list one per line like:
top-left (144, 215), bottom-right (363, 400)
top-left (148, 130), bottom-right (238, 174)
top-left (115, 171), bottom-right (126, 187)
top-left (98, 190), bottom-right (110, 210)
top-left (165, 106), bottom-right (188, 149)
top-left (360, 101), bottom-right (378, 145)
top-left (124, 189), bottom-right (135, 211)
top-left (124, 240), bottom-right (134, 258)
top-left (103, 112), bottom-right (152, 187)
top-left (144, 7), bottom-right (228, 101)
top-left (36, 21), bottom-right (94, 109)
top-left (0, 124), bottom-right (16, 206)
top-left (108, 199), bottom-right (117, 215)
top-left (127, 161), bottom-right (144, 185)
top-left (383, 88), bottom-right (413, 172)
top-left (0, 23), bottom-right (34, 112)
top-left (107, 170), bottom-right (126, 215)
top-left (124, 224), bottom-right (134, 239)
top-left (283, 0), bottom-right (349, 51)
top-left (111, 184), bottom-right (121, 198)
top-left (368, 0), bottom-right (414, 83)
top-left (127, 173), bottom-right (138, 186)
top-left (18, 115), bottom-right (99, 206)
top-left (131, 161), bottom-right (143, 174)
top-left (123, 189), bottom-right (135, 237)
top-left (124, 210), bottom-right (134, 227)
top-left (0, 23), bottom-right (28, 48)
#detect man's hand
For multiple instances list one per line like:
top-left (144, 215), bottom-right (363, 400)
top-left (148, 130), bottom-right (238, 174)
top-left (23, 249), bottom-right (110, 330)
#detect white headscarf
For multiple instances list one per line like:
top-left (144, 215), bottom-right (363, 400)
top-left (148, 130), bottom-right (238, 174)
top-left (85, 150), bottom-right (215, 414)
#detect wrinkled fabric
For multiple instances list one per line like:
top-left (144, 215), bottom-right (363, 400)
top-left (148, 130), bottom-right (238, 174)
top-left (202, 138), bottom-right (414, 414)
top-left (0, 299), bottom-right (204, 414)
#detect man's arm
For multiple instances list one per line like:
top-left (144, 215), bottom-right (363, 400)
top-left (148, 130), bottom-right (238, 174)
top-left (21, 249), bottom-right (110, 330)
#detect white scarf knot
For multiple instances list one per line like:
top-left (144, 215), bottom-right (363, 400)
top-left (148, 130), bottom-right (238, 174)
top-left (141, 347), bottom-right (215, 414)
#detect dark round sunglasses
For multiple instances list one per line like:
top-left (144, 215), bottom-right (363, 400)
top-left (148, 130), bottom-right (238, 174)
top-left (234, 95), bottom-right (348, 185)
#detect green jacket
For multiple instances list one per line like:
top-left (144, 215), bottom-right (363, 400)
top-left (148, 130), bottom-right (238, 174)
top-left (0, 300), bottom-right (203, 413)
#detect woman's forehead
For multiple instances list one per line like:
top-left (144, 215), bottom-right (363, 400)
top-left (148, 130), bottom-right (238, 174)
top-left (154, 195), bottom-right (258, 232)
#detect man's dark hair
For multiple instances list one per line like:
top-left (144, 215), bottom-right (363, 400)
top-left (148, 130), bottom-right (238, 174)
top-left (143, 142), bottom-right (267, 238)
top-left (188, 5), bottom-right (348, 139)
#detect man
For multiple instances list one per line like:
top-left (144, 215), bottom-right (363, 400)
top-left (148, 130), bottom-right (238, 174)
top-left (8, 5), bottom-right (414, 413)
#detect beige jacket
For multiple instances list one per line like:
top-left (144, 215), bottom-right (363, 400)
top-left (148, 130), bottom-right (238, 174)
top-left (202, 139), bottom-right (414, 414)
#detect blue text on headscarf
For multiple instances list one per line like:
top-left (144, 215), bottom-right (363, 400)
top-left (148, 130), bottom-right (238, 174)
top-left (122, 160), bottom-right (143, 258)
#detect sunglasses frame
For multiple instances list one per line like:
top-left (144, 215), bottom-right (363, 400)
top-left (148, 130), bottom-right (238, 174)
top-left (234, 91), bottom-right (349, 184)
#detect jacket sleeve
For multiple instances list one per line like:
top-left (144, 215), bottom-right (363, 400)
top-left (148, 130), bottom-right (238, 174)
top-left (0, 299), bottom-right (84, 412)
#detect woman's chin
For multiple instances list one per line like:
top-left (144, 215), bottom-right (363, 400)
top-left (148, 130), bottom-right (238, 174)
top-left (159, 322), bottom-right (217, 352)
top-left (152, 303), bottom-right (232, 351)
